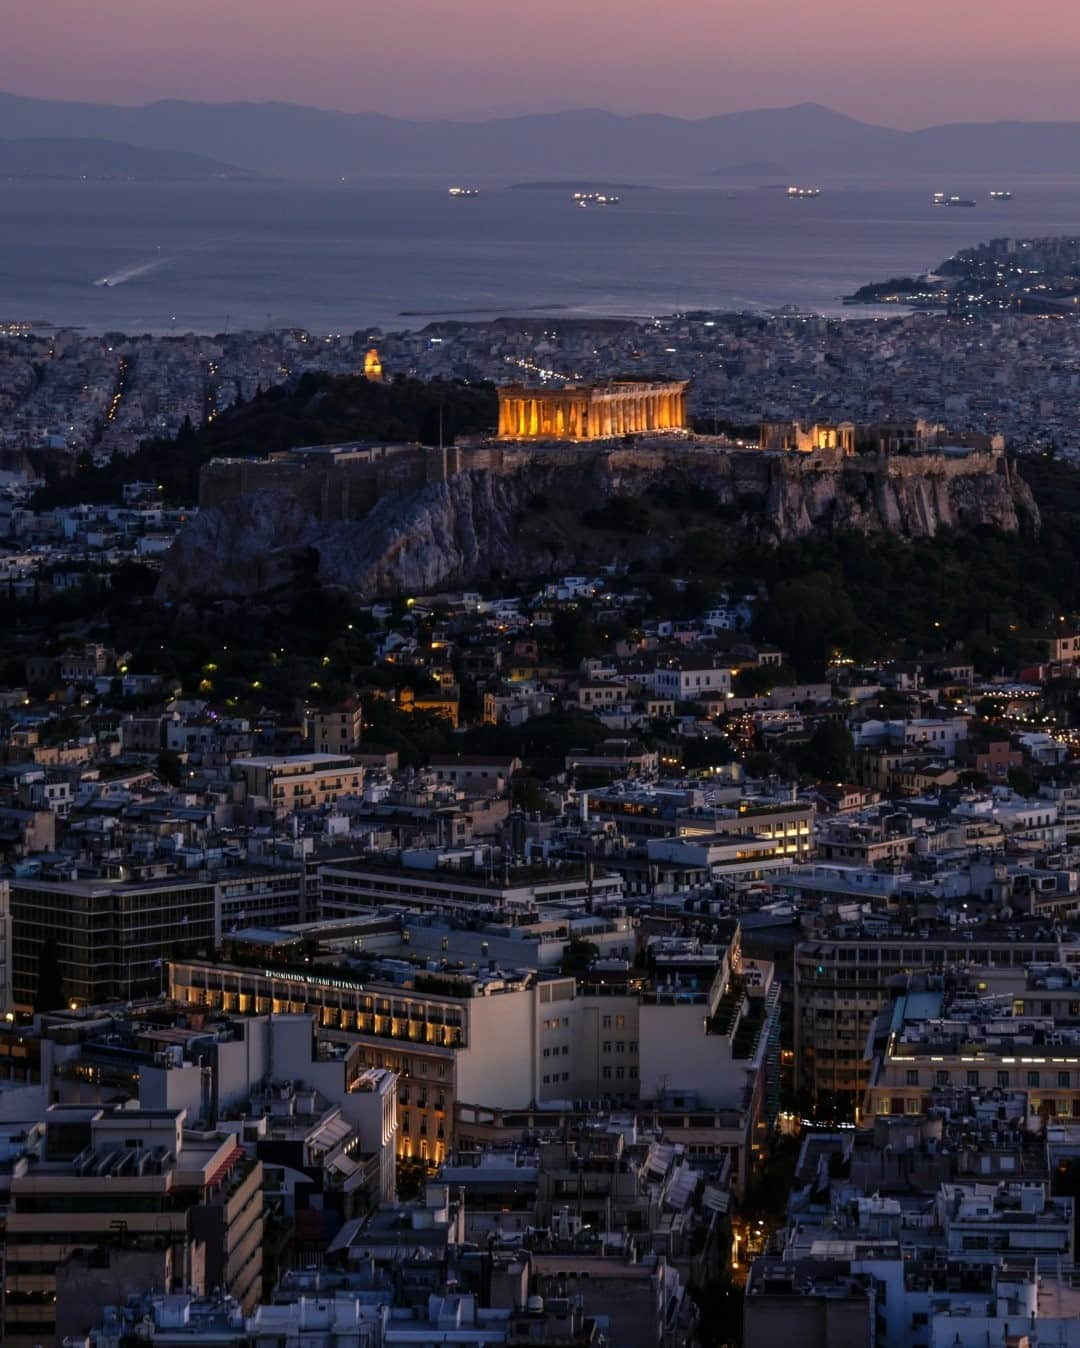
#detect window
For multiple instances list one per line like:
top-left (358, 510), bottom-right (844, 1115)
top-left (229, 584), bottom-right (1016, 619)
top-left (967, 1070), bottom-right (979, 1087)
top-left (997, 1071), bottom-right (1009, 1087)
top-left (1028, 1071), bottom-right (1040, 1088)
top-left (1059, 1071), bottom-right (1071, 1088)
top-left (906, 1069), bottom-right (919, 1086)
top-left (615, 1015), bottom-right (625, 1029)
top-left (615, 1066), bottom-right (625, 1080)
top-left (602, 1041), bottom-right (612, 1054)
top-left (602, 1066), bottom-right (612, 1080)
top-left (542, 1075), bottom-right (550, 1085)
top-left (905, 1099), bottom-right (921, 1115)
top-left (936, 1070), bottom-right (949, 1086)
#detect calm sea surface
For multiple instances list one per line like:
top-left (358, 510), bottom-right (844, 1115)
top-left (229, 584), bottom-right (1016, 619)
top-left (3, 179), bottom-right (1080, 334)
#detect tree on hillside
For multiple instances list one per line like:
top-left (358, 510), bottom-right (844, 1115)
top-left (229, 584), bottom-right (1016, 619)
top-left (797, 721), bottom-right (855, 783)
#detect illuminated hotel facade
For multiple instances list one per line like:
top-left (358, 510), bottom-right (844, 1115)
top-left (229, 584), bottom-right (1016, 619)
top-left (497, 379), bottom-right (688, 441)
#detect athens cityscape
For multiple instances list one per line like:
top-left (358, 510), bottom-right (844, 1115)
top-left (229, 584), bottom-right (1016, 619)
top-left (8, 4), bottom-right (1080, 1348)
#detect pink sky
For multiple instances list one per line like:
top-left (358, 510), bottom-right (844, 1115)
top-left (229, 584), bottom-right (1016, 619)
top-left (5, 0), bottom-right (1080, 125)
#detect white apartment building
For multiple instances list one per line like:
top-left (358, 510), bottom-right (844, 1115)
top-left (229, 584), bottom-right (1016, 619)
top-left (231, 754), bottom-right (362, 820)
top-left (651, 658), bottom-right (732, 702)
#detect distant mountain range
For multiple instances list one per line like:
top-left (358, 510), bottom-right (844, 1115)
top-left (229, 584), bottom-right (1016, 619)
top-left (3, 93), bottom-right (1080, 181)
top-left (0, 135), bottom-right (245, 180)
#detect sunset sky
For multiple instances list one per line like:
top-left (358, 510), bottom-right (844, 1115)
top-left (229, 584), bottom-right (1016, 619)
top-left (5, 0), bottom-right (1079, 126)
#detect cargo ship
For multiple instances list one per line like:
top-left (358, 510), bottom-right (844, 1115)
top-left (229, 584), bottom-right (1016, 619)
top-left (786, 186), bottom-right (821, 198)
top-left (573, 191), bottom-right (621, 207)
top-left (448, 186), bottom-right (480, 198)
top-left (989, 190), bottom-right (1013, 201)
top-left (932, 193), bottom-right (977, 207)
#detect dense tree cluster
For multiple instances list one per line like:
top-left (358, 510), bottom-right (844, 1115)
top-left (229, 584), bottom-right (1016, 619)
top-left (32, 372), bottom-right (499, 507)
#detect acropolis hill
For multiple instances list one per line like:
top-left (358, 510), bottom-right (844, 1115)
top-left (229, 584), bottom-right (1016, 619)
top-left (166, 404), bottom-right (1038, 599)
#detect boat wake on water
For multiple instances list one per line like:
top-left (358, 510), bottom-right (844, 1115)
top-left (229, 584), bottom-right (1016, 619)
top-left (93, 256), bottom-right (173, 288)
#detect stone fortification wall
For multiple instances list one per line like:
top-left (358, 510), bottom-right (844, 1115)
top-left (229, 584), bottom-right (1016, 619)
top-left (170, 436), bottom-right (1036, 602)
top-left (199, 446), bottom-right (450, 521)
top-left (197, 438), bottom-right (1012, 529)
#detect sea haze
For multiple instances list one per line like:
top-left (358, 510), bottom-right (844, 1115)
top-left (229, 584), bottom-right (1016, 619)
top-left (4, 179), bottom-right (1080, 335)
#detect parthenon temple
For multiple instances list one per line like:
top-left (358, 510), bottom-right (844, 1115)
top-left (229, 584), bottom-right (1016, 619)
top-left (497, 379), bottom-right (689, 441)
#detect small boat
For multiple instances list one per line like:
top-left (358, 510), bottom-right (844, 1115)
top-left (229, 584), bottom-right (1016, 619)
top-left (989, 190), bottom-right (1013, 201)
top-left (448, 186), bottom-right (480, 198)
top-left (932, 193), bottom-right (976, 207)
top-left (786, 186), bottom-right (821, 198)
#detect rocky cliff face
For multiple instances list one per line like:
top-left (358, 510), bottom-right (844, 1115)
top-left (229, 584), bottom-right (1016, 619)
top-left (158, 448), bottom-right (1040, 600)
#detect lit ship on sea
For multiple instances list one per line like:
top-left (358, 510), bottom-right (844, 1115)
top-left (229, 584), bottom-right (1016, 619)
top-left (573, 192), bottom-right (621, 207)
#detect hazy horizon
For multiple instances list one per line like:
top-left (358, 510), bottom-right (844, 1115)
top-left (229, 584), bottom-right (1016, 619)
top-left (6, 0), bottom-right (1080, 129)
top-left (6, 89), bottom-right (1080, 132)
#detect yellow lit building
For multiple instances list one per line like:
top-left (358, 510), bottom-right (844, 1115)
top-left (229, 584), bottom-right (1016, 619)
top-left (497, 379), bottom-right (688, 441)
